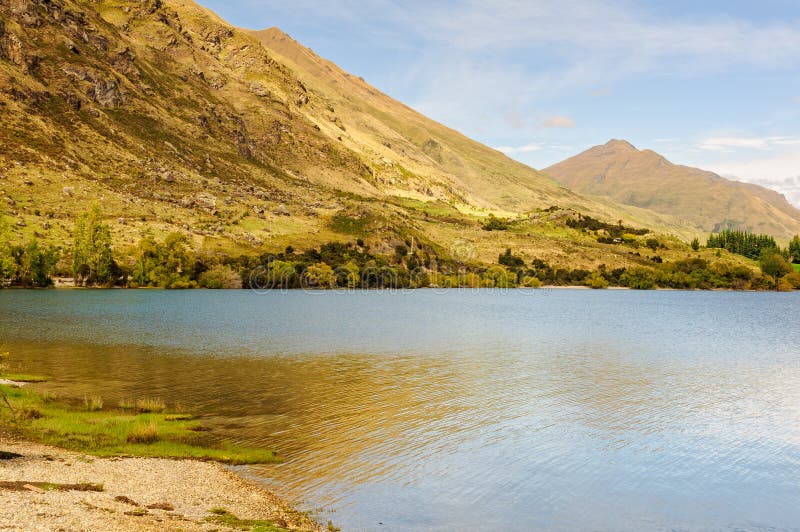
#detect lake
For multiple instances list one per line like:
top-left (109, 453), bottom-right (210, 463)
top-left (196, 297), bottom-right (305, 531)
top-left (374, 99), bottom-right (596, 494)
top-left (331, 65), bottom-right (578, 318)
top-left (1, 289), bottom-right (799, 531)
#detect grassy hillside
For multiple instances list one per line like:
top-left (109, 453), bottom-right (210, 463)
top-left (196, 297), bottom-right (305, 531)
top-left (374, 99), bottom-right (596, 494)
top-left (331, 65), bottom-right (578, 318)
top-left (544, 140), bottom-right (800, 242)
top-left (0, 0), bottom-right (761, 277)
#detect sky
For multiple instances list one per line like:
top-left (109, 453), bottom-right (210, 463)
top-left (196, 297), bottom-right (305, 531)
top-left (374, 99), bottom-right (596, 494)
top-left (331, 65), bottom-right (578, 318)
top-left (198, 0), bottom-right (800, 205)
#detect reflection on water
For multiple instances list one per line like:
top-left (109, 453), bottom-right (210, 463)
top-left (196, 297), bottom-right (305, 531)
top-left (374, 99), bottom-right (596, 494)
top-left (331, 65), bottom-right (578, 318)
top-left (1, 290), bottom-right (800, 530)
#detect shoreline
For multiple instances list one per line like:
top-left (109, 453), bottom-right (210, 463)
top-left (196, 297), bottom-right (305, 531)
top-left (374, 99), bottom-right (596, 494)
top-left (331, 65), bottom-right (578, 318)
top-left (2, 285), bottom-right (785, 292)
top-left (0, 435), bottom-right (324, 531)
top-left (0, 377), bottom-right (326, 531)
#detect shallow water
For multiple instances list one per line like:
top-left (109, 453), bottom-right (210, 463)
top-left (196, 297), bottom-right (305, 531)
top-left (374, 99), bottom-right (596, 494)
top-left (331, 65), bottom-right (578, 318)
top-left (1, 289), bottom-right (799, 531)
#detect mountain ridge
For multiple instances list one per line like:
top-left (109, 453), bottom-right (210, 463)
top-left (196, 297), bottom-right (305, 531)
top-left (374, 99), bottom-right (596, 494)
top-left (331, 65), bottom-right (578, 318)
top-left (0, 0), bottom-right (766, 275)
top-left (544, 140), bottom-right (800, 240)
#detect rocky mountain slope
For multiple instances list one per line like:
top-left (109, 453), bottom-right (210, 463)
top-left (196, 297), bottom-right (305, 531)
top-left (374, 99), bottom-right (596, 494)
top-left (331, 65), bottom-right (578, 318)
top-left (545, 140), bottom-right (800, 241)
top-left (0, 0), bottom-right (756, 271)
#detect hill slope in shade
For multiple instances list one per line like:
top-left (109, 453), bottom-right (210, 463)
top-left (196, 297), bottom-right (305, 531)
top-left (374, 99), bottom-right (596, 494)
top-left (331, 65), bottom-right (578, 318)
top-left (0, 0), bottom-right (754, 271)
top-left (544, 140), bottom-right (800, 241)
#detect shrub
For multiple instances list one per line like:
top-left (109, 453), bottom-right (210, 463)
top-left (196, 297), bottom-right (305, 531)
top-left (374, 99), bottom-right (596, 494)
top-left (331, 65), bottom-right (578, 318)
top-left (784, 271), bottom-right (800, 289)
top-left (760, 250), bottom-right (792, 279)
top-left (584, 272), bottom-right (609, 289)
top-left (481, 215), bottom-right (510, 231)
top-left (521, 276), bottom-right (542, 288)
top-left (302, 262), bottom-right (336, 288)
top-left (499, 248), bottom-right (525, 269)
top-left (483, 265), bottom-right (516, 287)
top-left (620, 267), bottom-right (657, 289)
top-left (199, 264), bottom-right (242, 289)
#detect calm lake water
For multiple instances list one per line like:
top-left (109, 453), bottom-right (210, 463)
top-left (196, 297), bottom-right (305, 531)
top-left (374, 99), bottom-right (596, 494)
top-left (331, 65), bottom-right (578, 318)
top-left (1, 289), bottom-right (799, 531)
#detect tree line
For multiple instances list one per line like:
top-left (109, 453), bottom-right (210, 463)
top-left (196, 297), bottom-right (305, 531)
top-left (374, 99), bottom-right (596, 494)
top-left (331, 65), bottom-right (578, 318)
top-left (2, 206), bottom-right (800, 290)
top-left (706, 229), bottom-right (780, 260)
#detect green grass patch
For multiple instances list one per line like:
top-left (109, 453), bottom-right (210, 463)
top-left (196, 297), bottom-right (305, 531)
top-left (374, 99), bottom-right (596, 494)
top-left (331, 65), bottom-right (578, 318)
top-left (329, 213), bottom-right (369, 236)
top-left (0, 385), bottom-right (278, 465)
top-left (388, 197), bottom-right (471, 223)
top-left (1, 374), bottom-right (49, 383)
top-left (793, 263), bottom-right (800, 272)
top-left (206, 508), bottom-right (290, 532)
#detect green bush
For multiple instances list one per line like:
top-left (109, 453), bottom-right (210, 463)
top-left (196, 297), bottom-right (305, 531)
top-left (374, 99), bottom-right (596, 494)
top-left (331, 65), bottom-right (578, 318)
top-left (584, 272), bottom-right (609, 289)
top-left (760, 249), bottom-right (792, 279)
top-left (621, 268), bottom-right (657, 289)
top-left (482, 215), bottom-right (510, 231)
top-left (199, 264), bottom-right (242, 289)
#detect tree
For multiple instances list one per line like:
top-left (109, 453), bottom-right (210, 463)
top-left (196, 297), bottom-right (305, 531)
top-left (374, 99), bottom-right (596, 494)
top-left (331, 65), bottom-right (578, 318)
top-left (690, 238), bottom-right (700, 251)
top-left (267, 260), bottom-right (297, 289)
top-left (199, 264), bottom-right (242, 289)
top-left (131, 235), bottom-right (159, 287)
top-left (73, 204), bottom-right (114, 286)
top-left (0, 209), bottom-right (13, 285)
top-left (584, 271), bottom-right (609, 289)
top-left (521, 276), bottom-right (542, 288)
top-left (706, 229), bottom-right (777, 260)
top-left (155, 233), bottom-right (194, 288)
top-left (646, 238), bottom-right (660, 251)
top-left (620, 267), bottom-right (657, 289)
top-left (303, 262), bottom-right (335, 288)
top-left (337, 261), bottom-right (360, 289)
top-left (19, 240), bottom-right (59, 287)
top-left (498, 248), bottom-right (525, 269)
top-left (760, 249), bottom-right (792, 279)
top-left (130, 233), bottom-right (194, 288)
top-left (484, 265), bottom-right (516, 288)
top-left (789, 235), bottom-right (800, 263)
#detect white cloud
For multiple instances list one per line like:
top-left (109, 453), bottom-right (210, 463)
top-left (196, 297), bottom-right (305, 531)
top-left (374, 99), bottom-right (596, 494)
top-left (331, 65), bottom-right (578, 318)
top-left (542, 116), bottom-right (575, 128)
top-left (702, 150), bottom-right (800, 206)
top-left (697, 136), bottom-right (800, 152)
top-left (495, 142), bottom-right (543, 154)
top-left (698, 137), bottom-right (771, 151)
top-left (410, 1), bottom-right (800, 76)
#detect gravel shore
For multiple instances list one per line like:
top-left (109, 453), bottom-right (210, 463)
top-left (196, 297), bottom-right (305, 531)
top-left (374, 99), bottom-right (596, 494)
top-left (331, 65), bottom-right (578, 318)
top-left (0, 436), bottom-right (322, 531)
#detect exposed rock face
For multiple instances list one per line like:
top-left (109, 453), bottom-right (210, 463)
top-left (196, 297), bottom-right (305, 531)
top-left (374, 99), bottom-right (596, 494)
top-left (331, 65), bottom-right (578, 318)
top-left (249, 81), bottom-right (271, 98)
top-left (88, 77), bottom-right (124, 107)
top-left (0, 20), bottom-right (27, 68)
top-left (62, 67), bottom-right (125, 107)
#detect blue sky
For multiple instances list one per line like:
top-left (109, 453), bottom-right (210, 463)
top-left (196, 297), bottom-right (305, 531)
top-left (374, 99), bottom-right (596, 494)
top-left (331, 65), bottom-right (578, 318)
top-left (198, 0), bottom-right (800, 205)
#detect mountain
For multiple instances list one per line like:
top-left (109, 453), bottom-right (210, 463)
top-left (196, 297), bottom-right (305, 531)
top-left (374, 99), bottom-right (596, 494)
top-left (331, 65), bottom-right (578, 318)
top-left (544, 140), bottom-right (800, 241)
top-left (247, 27), bottom-right (573, 212)
top-left (0, 0), bottom-right (747, 272)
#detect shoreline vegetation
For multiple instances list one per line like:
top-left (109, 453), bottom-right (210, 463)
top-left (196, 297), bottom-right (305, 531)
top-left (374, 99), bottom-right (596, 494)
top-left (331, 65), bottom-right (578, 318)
top-left (2, 206), bottom-right (800, 292)
top-left (0, 436), bottom-right (324, 532)
top-left (0, 382), bottom-right (277, 465)
top-left (0, 357), bottom-right (328, 531)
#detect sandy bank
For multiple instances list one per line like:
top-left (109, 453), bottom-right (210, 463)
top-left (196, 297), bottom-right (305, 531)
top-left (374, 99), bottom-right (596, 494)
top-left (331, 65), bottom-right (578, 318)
top-left (0, 436), bottom-right (322, 531)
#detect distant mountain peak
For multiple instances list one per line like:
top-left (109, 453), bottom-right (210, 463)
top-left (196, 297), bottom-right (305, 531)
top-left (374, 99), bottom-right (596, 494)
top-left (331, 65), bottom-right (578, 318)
top-left (603, 139), bottom-right (637, 151)
top-left (255, 26), bottom-right (293, 41)
top-left (545, 141), bottom-right (800, 239)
